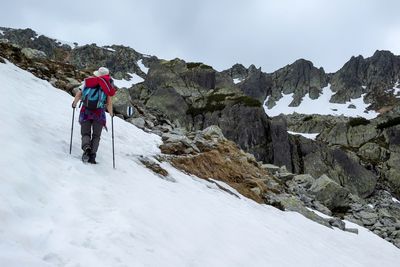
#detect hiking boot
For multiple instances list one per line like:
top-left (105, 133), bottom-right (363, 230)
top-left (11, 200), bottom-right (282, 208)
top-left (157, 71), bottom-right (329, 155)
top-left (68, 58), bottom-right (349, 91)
top-left (82, 147), bottom-right (91, 163)
top-left (88, 153), bottom-right (97, 164)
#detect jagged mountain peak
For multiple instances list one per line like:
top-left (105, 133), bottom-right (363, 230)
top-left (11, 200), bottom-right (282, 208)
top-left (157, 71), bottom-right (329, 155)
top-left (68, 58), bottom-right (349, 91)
top-left (372, 49), bottom-right (396, 58)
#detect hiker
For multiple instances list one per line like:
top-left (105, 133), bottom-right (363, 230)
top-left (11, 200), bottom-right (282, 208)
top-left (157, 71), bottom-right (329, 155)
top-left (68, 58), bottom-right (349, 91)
top-left (72, 67), bottom-right (116, 163)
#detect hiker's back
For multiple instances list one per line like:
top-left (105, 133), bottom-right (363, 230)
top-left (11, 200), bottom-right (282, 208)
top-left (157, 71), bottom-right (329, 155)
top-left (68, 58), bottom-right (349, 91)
top-left (81, 85), bottom-right (107, 110)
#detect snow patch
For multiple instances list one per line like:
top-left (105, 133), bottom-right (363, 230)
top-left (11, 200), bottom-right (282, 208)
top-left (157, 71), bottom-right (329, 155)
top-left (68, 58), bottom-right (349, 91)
top-left (393, 80), bottom-right (400, 98)
top-left (264, 84), bottom-right (379, 119)
top-left (104, 47), bottom-right (115, 52)
top-left (0, 29), bottom-right (4, 35)
top-left (137, 59), bottom-right (149, 74)
top-left (233, 78), bottom-right (243, 84)
top-left (113, 72), bottom-right (144, 88)
top-left (287, 131), bottom-right (319, 140)
top-left (393, 197), bottom-right (400, 204)
top-left (368, 204), bottom-right (374, 209)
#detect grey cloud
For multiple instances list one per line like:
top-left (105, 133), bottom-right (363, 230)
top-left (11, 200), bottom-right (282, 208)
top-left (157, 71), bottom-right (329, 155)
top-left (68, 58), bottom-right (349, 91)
top-left (1, 0), bottom-right (400, 72)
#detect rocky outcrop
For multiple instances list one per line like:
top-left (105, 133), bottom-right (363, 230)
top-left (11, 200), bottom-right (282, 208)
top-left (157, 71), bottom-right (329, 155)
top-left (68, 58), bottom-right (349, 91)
top-left (70, 44), bottom-right (144, 80)
top-left (285, 111), bottom-right (400, 202)
top-left (330, 50), bottom-right (400, 109)
top-left (289, 136), bottom-right (377, 198)
top-left (308, 174), bottom-right (350, 210)
top-left (223, 64), bottom-right (272, 103)
top-left (272, 163), bottom-right (400, 247)
top-left (0, 27), bottom-right (149, 82)
top-left (266, 59), bottom-right (328, 108)
top-left (159, 125), bottom-right (283, 203)
top-left (285, 113), bottom-right (349, 133)
top-left (345, 190), bottom-right (400, 247)
top-left (0, 42), bottom-right (86, 92)
top-left (159, 126), bottom-right (355, 231)
top-left (0, 27), bottom-right (72, 61)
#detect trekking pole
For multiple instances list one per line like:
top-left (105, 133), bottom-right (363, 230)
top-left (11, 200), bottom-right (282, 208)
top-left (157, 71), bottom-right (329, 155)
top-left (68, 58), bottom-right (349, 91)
top-left (112, 115), bottom-right (115, 169)
top-left (69, 107), bottom-right (75, 154)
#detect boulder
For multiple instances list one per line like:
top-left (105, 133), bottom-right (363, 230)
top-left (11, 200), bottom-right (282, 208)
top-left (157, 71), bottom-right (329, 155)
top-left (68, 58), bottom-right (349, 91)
top-left (21, 47), bottom-right (47, 59)
top-left (344, 228), bottom-right (359, 234)
top-left (261, 164), bottom-right (280, 174)
top-left (276, 172), bottom-right (295, 183)
top-left (200, 125), bottom-right (225, 141)
top-left (347, 124), bottom-right (379, 147)
top-left (145, 86), bottom-right (189, 127)
top-left (358, 142), bottom-right (389, 163)
top-left (329, 218), bottom-right (346, 230)
top-left (292, 174), bottom-right (315, 189)
top-left (309, 175), bottom-right (350, 211)
top-left (113, 88), bottom-right (134, 117)
top-left (264, 193), bottom-right (331, 228)
top-left (354, 211), bottom-right (379, 226)
top-left (129, 117), bottom-right (146, 129)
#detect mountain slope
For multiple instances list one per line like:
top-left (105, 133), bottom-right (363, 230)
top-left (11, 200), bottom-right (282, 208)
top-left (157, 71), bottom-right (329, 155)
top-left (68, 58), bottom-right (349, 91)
top-left (1, 60), bottom-right (400, 266)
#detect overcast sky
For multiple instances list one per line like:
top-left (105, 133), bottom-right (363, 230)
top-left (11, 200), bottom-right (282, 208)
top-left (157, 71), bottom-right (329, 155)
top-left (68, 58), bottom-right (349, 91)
top-left (2, 0), bottom-right (400, 73)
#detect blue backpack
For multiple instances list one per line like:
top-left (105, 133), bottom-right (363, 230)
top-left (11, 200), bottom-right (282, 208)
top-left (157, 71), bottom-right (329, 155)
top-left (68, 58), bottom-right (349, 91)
top-left (81, 86), bottom-right (107, 110)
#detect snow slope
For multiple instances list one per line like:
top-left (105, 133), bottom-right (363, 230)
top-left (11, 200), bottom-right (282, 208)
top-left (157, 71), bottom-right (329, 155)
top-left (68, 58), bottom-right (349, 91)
top-left (287, 131), bottom-right (319, 140)
top-left (1, 61), bottom-right (400, 266)
top-left (264, 85), bottom-right (379, 119)
top-left (113, 72), bottom-right (144, 88)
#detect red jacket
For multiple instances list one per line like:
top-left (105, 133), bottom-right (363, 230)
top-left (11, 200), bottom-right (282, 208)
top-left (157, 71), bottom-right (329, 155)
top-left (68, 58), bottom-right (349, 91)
top-left (84, 75), bottom-right (116, 96)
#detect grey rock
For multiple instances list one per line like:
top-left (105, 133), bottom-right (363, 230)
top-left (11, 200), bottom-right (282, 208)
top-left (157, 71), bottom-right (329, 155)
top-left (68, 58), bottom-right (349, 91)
top-left (113, 88), bottom-right (134, 118)
top-left (222, 64), bottom-right (272, 103)
top-left (21, 47), bottom-right (47, 59)
top-left (355, 211), bottom-right (379, 225)
top-left (309, 174), bottom-right (350, 210)
top-left (261, 164), bottom-right (280, 174)
top-left (250, 187), bottom-right (262, 196)
top-left (344, 228), bottom-right (359, 234)
top-left (293, 174), bottom-right (315, 189)
top-left (348, 104), bottom-right (356, 109)
top-left (330, 51), bottom-right (400, 110)
top-left (312, 201), bottom-right (332, 216)
top-left (279, 165), bottom-right (288, 173)
top-left (329, 218), bottom-right (346, 230)
top-left (347, 124), bottom-right (379, 148)
top-left (201, 125), bottom-right (225, 141)
top-left (145, 86), bottom-right (189, 127)
top-left (264, 193), bottom-right (331, 228)
top-left (129, 117), bottom-right (146, 129)
top-left (358, 142), bottom-right (389, 163)
top-left (268, 59), bottom-right (328, 108)
top-left (276, 172), bottom-right (295, 183)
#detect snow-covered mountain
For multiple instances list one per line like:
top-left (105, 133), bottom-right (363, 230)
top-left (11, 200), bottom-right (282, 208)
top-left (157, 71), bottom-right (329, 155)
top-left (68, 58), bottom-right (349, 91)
top-left (1, 58), bottom-right (400, 266)
top-left (226, 53), bottom-right (400, 118)
top-left (264, 84), bottom-right (379, 119)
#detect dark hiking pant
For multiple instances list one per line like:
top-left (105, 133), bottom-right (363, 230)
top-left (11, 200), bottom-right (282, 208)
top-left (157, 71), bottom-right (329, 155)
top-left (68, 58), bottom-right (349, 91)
top-left (81, 120), bottom-right (103, 154)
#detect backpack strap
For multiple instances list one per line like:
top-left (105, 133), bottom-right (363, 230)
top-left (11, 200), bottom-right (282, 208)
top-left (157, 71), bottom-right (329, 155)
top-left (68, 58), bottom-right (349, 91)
top-left (98, 77), bottom-right (116, 96)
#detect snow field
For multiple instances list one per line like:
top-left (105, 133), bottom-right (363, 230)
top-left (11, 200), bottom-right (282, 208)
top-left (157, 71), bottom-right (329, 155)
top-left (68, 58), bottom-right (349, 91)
top-left (264, 85), bottom-right (379, 119)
